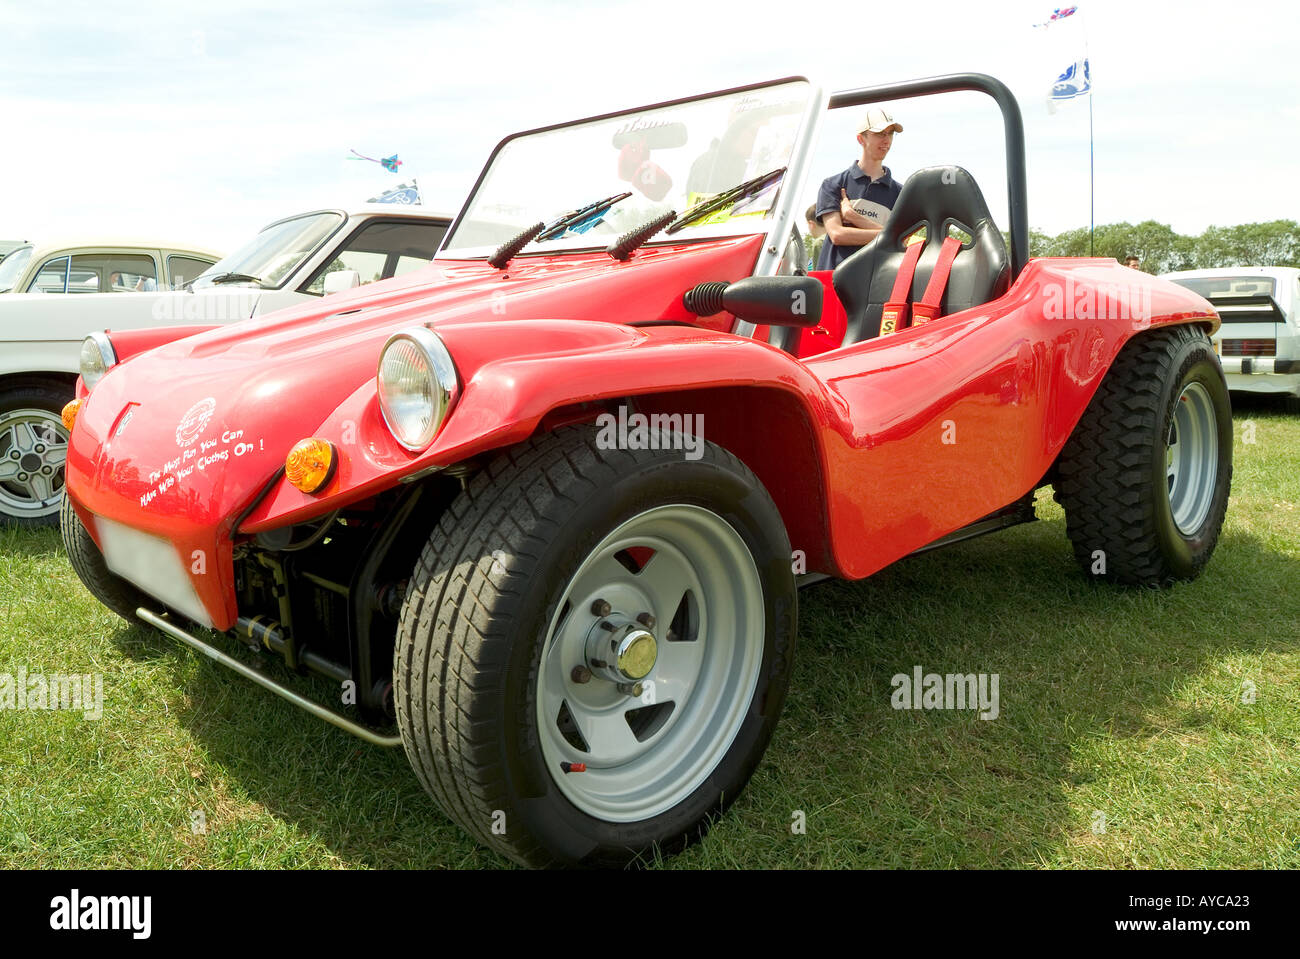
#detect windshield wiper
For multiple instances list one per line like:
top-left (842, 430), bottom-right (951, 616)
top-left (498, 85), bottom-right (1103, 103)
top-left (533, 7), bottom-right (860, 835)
top-left (667, 168), bottom-right (787, 234)
top-left (536, 191), bottom-right (633, 242)
top-left (203, 272), bottom-right (272, 288)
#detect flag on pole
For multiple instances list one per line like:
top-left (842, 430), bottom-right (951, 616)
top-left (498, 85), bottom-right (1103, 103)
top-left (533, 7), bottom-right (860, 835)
top-left (1034, 6), bottom-right (1095, 253)
top-left (368, 180), bottom-right (421, 205)
top-left (1033, 6), bottom-right (1078, 28)
top-left (1051, 57), bottom-right (1091, 100)
top-left (1047, 57), bottom-right (1090, 114)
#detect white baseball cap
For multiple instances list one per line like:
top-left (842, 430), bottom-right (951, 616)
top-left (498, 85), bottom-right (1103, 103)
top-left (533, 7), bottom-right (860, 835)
top-left (858, 108), bottom-right (903, 134)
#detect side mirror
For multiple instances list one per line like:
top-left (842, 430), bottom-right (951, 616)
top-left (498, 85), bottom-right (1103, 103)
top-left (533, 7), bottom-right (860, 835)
top-left (682, 275), bottom-right (823, 328)
top-left (323, 269), bottom-right (361, 294)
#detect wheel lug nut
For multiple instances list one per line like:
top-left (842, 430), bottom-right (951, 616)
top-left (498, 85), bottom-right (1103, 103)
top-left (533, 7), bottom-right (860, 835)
top-left (590, 598), bottom-right (612, 617)
top-left (636, 612), bottom-right (655, 629)
top-left (17, 473), bottom-right (28, 481)
top-left (41, 466), bottom-right (52, 475)
top-left (570, 665), bottom-right (592, 684)
top-left (34, 444), bottom-right (45, 454)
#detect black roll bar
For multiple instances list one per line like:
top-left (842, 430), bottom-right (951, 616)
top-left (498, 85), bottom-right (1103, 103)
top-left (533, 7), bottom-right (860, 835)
top-left (828, 73), bottom-right (1029, 279)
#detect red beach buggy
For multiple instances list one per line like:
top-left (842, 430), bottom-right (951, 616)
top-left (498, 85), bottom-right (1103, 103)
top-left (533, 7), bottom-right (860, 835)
top-left (61, 74), bottom-right (1232, 866)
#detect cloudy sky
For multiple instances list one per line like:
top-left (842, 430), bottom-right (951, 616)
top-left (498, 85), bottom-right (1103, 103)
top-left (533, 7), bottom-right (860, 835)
top-left (2, 0), bottom-right (1296, 253)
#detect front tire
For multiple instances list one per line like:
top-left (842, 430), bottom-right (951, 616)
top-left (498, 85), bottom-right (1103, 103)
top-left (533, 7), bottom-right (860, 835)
top-left (1054, 324), bottom-right (1232, 585)
top-left (394, 424), bottom-right (796, 867)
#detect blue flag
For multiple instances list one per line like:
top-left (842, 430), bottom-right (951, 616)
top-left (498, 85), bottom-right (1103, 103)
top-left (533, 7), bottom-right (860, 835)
top-left (1051, 58), bottom-right (1091, 100)
top-left (368, 180), bottom-right (421, 205)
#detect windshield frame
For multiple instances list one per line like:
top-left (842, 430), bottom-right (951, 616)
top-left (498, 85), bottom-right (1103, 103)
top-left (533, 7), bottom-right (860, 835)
top-left (0, 245), bottom-right (34, 293)
top-left (189, 210), bottom-right (349, 290)
top-left (437, 76), bottom-right (824, 266)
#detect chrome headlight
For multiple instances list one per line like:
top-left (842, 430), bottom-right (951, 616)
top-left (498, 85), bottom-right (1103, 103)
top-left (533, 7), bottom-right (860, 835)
top-left (377, 328), bottom-right (459, 451)
top-left (79, 332), bottom-right (118, 390)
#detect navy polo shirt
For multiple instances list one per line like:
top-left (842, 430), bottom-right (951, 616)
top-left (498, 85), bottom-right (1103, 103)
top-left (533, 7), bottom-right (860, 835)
top-left (814, 161), bottom-right (902, 270)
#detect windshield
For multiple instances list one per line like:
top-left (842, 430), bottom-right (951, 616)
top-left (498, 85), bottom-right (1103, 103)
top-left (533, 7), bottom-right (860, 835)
top-left (441, 79), bottom-right (813, 258)
top-left (1172, 276), bottom-right (1278, 299)
top-left (191, 212), bottom-right (344, 288)
top-left (0, 246), bottom-right (33, 292)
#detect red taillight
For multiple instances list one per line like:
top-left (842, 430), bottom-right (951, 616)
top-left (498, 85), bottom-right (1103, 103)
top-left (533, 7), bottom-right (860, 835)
top-left (1220, 339), bottom-right (1276, 357)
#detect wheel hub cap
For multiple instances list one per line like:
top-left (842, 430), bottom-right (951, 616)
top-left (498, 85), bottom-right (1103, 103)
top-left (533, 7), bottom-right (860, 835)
top-left (617, 628), bottom-right (657, 680)
top-left (586, 616), bottom-right (659, 682)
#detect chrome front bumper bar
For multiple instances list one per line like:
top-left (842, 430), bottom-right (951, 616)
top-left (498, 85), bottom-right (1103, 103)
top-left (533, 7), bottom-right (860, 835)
top-left (136, 608), bottom-right (402, 748)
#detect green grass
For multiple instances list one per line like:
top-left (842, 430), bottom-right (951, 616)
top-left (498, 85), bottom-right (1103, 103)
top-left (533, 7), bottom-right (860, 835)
top-left (2, 399), bottom-right (1298, 869)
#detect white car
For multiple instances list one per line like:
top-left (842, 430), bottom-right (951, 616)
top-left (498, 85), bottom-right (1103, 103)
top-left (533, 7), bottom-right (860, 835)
top-left (0, 239), bottom-right (222, 295)
top-left (0, 205), bottom-right (451, 527)
top-left (1163, 267), bottom-right (1300, 412)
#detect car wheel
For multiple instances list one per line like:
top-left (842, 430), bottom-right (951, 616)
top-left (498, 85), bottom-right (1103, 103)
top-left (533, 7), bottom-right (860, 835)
top-left (1054, 324), bottom-right (1232, 585)
top-left (394, 424), bottom-right (796, 867)
top-left (61, 493), bottom-right (150, 623)
top-left (0, 380), bottom-right (72, 528)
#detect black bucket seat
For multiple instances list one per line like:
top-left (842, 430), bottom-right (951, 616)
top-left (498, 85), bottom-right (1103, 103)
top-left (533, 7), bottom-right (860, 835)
top-left (832, 165), bottom-right (1010, 343)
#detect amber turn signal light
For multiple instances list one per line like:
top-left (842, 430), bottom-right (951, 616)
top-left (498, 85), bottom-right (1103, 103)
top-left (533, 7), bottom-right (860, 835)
top-left (61, 399), bottom-right (82, 431)
top-left (285, 438), bottom-right (337, 494)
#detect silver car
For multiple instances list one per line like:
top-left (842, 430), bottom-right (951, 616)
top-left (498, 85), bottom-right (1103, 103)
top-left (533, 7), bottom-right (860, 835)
top-left (1163, 267), bottom-right (1300, 413)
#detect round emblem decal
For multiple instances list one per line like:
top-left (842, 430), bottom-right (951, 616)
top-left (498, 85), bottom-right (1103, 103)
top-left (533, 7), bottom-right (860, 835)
top-left (175, 397), bottom-right (216, 448)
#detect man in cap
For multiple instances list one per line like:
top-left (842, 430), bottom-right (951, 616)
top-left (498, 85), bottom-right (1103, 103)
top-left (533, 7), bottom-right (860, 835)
top-left (812, 108), bottom-right (903, 270)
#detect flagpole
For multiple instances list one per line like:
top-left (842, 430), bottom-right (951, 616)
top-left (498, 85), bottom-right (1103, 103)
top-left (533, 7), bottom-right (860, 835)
top-left (1042, 7), bottom-right (1095, 254)
top-left (1089, 91), bottom-right (1095, 256)
top-left (1084, 6), bottom-right (1094, 256)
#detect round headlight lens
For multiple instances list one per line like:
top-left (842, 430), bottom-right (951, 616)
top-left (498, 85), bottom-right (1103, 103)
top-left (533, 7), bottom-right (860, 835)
top-left (377, 328), bottom-right (458, 451)
top-left (79, 332), bottom-right (118, 391)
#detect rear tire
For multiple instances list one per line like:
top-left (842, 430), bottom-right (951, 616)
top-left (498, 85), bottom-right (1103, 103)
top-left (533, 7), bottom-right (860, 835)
top-left (61, 493), bottom-right (150, 623)
top-left (393, 424), bottom-right (796, 867)
top-left (0, 380), bottom-right (72, 528)
top-left (1054, 324), bottom-right (1232, 585)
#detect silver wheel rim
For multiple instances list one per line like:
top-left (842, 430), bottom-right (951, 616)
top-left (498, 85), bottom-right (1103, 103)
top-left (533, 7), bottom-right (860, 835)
top-left (535, 504), bottom-right (765, 822)
top-left (1166, 382), bottom-right (1218, 536)
top-left (0, 408), bottom-right (68, 520)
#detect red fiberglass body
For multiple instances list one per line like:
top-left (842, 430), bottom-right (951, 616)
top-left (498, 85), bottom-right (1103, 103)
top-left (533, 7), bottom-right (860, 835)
top-left (65, 229), bottom-right (1216, 631)
top-left (58, 73), bottom-right (1238, 869)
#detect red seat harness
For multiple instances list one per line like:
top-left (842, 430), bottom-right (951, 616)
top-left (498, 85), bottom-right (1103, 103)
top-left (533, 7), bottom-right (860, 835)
top-left (879, 233), bottom-right (963, 334)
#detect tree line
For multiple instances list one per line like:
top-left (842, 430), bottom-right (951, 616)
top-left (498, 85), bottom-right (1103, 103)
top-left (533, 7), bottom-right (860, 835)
top-left (803, 220), bottom-right (1299, 273)
top-left (1027, 220), bottom-right (1300, 273)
